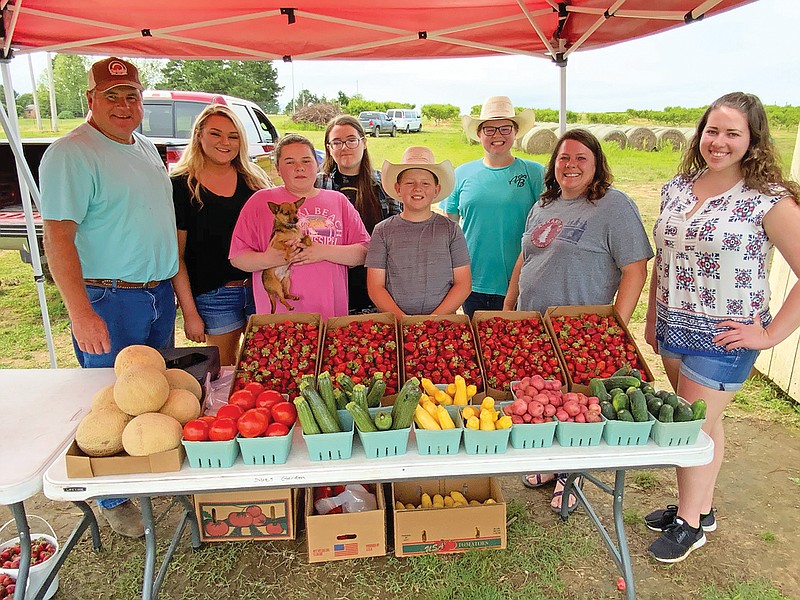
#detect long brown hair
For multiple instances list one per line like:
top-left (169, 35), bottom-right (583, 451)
top-left (322, 115), bottom-right (382, 230)
top-left (540, 129), bottom-right (613, 206)
top-left (171, 104), bottom-right (272, 207)
top-left (680, 92), bottom-right (800, 200)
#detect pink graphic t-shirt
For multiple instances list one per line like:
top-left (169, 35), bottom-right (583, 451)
top-left (229, 187), bottom-right (370, 319)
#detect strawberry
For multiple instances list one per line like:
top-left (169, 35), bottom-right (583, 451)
top-left (401, 319), bottom-right (482, 389)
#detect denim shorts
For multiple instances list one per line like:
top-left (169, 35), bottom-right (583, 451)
top-left (658, 347), bottom-right (759, 392)
top-left (193, 285), bottom-right (255, 335)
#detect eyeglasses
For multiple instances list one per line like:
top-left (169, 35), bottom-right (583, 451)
top-left (480, 125), bottom-right (514, 136)
top-left (327, 137), bottom-right (364, 150)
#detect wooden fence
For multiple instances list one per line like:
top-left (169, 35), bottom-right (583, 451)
top-left (753, 124), bottom-right (800, 401)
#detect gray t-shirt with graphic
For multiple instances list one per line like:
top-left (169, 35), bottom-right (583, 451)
top-left (366, 213), bottom-right (470, 315)
top-left (517, 188), bottom-right (653, 312)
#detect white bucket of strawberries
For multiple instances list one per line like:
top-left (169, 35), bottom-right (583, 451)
top-left (0, 516), bottom-right (59, 600)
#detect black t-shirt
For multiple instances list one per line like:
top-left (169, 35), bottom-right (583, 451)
top-left (172, 173), bottom-right (255, 296)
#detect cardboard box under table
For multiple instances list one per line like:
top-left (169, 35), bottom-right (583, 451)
top-left (392, 477), bottom-right (506, 556)
top-left (65, 441), bottom-right (184, 478)
top-left (472, 310), bottom-right (566, 401)
top-left (544, 305), bottom-right (654, 395)
top-left (320, 312), bottom-right (400, 405)
top-left (194, 489), bottom-right (297, 542)
top-left (305, 485), bottom-right (387, 562)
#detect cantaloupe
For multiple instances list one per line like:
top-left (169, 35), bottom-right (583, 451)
top-left (164, 368), bottom-right (203, 401)
top-left (90, 384), bottom-right (117, 411)
top-left (114, 367), bottom-right (170, 416)
top-left (121, 413), bottom-right (183, 456)
top-left (75, 407), bottom-right (132, 457)
top-left (159, 388), bottom-right (201, 425)
top-left (114, 344), bottom-right (166, 376)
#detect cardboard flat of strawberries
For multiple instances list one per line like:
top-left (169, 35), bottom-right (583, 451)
top-left (231, 313), bottom-right (323, 398)
top-left (319, 312), bottom-right (401, 404)
top-left (472, 310), bottom-right (567, 401)
top-left (399, 314), bottom-right (485, 395)
top-left (543, 305), bottom-right (654, 395)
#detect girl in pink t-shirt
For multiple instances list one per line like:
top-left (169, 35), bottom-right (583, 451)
top-left (230, 135), bottom-right (370, 319)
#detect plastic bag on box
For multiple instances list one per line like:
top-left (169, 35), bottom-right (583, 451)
top-left (204, 367), bottom-right (235, 416)
top-left (314, 484), bottom-right (377, 515)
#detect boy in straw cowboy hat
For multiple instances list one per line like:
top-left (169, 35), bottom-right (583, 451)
top-left (440, 96), bottom-right (544, 318)
top-left (365, 146), bottom-right (471, 318)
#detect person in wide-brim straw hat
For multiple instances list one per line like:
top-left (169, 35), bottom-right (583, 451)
top-left (461, 95), bottom-right (536, 142)
top-left (381, 146), bottom-right (455, 203)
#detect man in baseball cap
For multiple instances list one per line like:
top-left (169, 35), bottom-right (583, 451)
top-left (39, 55), bottom-right (176, 538)
top-left (87, 56), bottom-right (143, 92)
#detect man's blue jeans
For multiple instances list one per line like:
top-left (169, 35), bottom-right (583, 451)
top-left (73, 280), bottom-right (176, 509)
top-left (462, 291), bottom-right (506, 319)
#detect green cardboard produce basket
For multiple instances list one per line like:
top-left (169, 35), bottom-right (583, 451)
top-left (302, 410), bottom-right (354, 461)
top-left (356, 407), bottom-right (411, 458)
top-left (555, 419), bottom-right (604, 447)
top-left (498, 401), bottom-right (557, 449)
top-left (183, 437), bottom-right (239, 468)
top-left (601, 415), bottom-right (654, 447)
top-left (457, 412), bottom-right (511, 454)
top-left (237, 424), bottom-right (295, 465)
top-left (650, 417), bottom-right (705, 447)
top-left (415, 405), bottom-right (462, 455)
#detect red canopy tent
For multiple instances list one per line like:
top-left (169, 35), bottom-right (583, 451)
top-left (0, 0), bottom-right (756, 366)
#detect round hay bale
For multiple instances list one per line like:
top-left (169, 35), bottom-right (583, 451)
top-left (587, 125), bottom-right (627, 149)
top-left (520, 126), bottom-right (558, 155)
top-left (652, 127), bottom-right (687, 151)
top-left (623, 126), bottom-right (658, 151)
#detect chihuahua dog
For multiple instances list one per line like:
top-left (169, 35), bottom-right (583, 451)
top-left (261, 197), bottom-right (313, 313)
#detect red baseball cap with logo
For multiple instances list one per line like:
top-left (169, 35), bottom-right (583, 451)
top-left (87, 57), bottom-right (143, 92)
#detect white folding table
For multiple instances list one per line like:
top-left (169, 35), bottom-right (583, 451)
top-left (44, 405), bottom-right (713, 600)
top-left (0, 369), bottom-right (112, 600)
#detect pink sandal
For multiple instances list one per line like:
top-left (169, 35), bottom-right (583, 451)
top-left (521, 473), bottom-right (557, 489)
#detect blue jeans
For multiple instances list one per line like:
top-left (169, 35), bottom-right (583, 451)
top-left (193, 285), bottom-right (255, 335)
top-left (74, 280), bottom-right (176, 510)
top-left (462, 291), bottom-right (506, 319)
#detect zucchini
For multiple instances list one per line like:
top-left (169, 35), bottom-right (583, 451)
top-left (334, 387), bottom-right (348, 410)
top-left (691, 399), bottom-right (707, 421)
top-left (674, 404), bottom-right (694, 422)
top-left (392, 377), bottom-right (422, 430)
top-left (628, 389), bottom-right (649, 422)
top-left (373, 411), bottom-right (393, 431)
top-left (300, 373), bottom-right (317, 389)
top-left (611, 392), bottom-right (630, 414)
top-left (350, 383), bottom-right (369, 412)
top-left (589, 378), bottom-right (610, 402)
top-left (317, 371), bottom-right (337, 417)
top-left (601, 376), bottom-right (641, 391)
top-left (616, 409), bottom-right (635, 422)
top-left (336, 372), bottom-right (356, 396)
top-left (657, 404), bottom-right (674, 423)
top-left (647, 397), bottom-right (664, 417)
top-left (346, 402), bottom-right (377, 432)
top-left (300, 381), bottom-right (341, 433)
top-left (293, 397), bottom-right (321, 435)
top-left (600, 401), bottom-right (616, 420)
top-left (366, 372), bottom-right (386, 408)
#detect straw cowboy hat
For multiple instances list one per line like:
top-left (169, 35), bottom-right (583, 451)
top-left (461, 95), bottom-right (535, 142)
top-left (381, 146), bottom-right (455, 203)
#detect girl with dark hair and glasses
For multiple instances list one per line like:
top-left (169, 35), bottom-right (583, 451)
top-left (318, 115), bottom-right (401, 314)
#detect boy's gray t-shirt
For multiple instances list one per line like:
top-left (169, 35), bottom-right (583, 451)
top-left (517, 187), bottom-right (653, 313)
top-left (366, 213), bottom-right (470, 315)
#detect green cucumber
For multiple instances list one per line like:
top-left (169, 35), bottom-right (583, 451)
top-left (641, 383), bottom-right (655, 396)
top-left (601, 376), bottom-right (641, 391)
top-left (600, 401), bottom-right (616, 421)
top-left (608, 387), bottom-right (624, 398)
top-left (611, 392), bottom-right (629, 414)
top-left (616, 409), bottom-right (635, 422)
top-left (647, 397), bottom-right (663, 417)
top-left (373, 411), bottom-right (393, 431)
top-left (628, 389), bottom-right (649, 422)
top-left (293, 397), bottom-right (321, 435)
top-left (691, 399), bottom-right (707, 421)
top-left (300, 381), bottom-right (340, 433)
top-left (657, 404), bottom-right (674, 423)
top-left (656, 389), bottom-right (672, 401)
top-left (613, 367), bottom-right (642, 380)
top-left (346, 402), bottom-right (377, 432)
top-left (674, 404), bottom-right (694, 422)
top-left (664, 393), bottom-right (681, 408)
top-left (589, 378), bottom-right (610, 402)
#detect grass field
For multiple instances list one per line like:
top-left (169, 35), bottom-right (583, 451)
top-left (0, 118), bottom-right (798, 599)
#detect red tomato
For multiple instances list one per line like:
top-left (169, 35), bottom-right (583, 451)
top-left (270, 401), bottom-right (297, 427)
top-left (198, 415), bottom-right (216, 425)
top-left (254, 407), bottom-right (272, 427)
top-left (265, 422), bottom-right (290, 437)
top-left (208, 417), bottom-right (238, 441)
top-left (237, 409), bottom-right (268, 438)
top-left (216, 404), bottom-right (244, 422)
top-left (182, 419), bottom-right (210, 441)
top-left (244, 382), bottom-right (265, 397)
top-left (228, 389), bottom-right (256, 411)
top-left (256, 390), bottom-right (284, 410)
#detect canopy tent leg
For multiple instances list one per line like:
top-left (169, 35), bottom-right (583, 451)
top-left (0, 57), bottom-right (58, 368)
top-left (558, 61), bottom-right (567, 135)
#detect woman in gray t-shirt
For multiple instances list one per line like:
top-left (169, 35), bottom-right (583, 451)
top-left (504, 129), bottom-right (653, 511)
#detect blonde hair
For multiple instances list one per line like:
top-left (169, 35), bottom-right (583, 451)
top-left (172, 104), bottom-right (272, 206)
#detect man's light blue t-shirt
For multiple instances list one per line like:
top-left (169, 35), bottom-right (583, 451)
top-left (40, 123), bottom-right (178, 282)
top-left (440, 157), bottom-right (544, 296)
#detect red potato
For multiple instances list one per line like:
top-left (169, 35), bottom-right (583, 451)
top-left (556, 410), bottom-right (569, 421)
top-left (564, 402), bottom-right (581, 417)
top-left (527, 401), bottom-right (545, 418)
top-left (511, 399), bottom-right (528, 415)
top-left (530, 375), bottom-right (546, 390)
top-left (533, 393), bottom-right (549, 404)
top-left (522, 413), bottom-right (533, 422)
top-left (544, 404), bottom-right (557, 417)
top-left (511, 415), bottom-right (525, 424)
top-left (575, 413), bottom-right (586, 423)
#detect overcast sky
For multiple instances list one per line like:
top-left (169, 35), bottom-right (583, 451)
top-left (7, 0), bottom-right (799, 113)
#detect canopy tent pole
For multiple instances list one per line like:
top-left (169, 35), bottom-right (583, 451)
top-left (45, 52), bottom-right (58, 131)
top-left (28, 53), bottom-right (43, 131)
top-left (0, 57), bottom-right (58, 368)
top-left (558, 61), bottom-right (567, 135)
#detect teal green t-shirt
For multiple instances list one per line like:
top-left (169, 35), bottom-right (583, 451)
top-left (439, 157), bottom-right (544, 296)
top-left (40, 123), bottom-right (178, 282)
